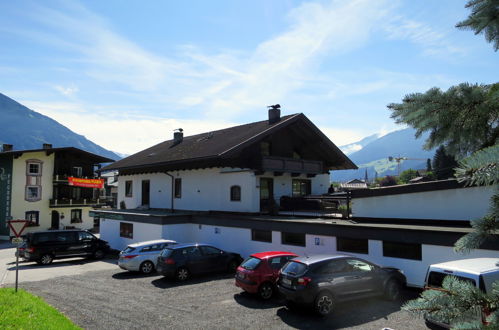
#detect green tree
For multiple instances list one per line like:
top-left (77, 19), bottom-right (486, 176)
top-left (388, 83), bottom-right (499, 158)
top-left (388, 2), bottom-right (499, 326)
top-left (399, 169), bottom-right (419, 183)
top-left (379, 175), bottom-right (397, 187)
top-left (456, 0), bottom-right (499, 51)
top-left (426, 158), bottom-right (432, 172)
top-left (433, 146), bottom-right (459, 180)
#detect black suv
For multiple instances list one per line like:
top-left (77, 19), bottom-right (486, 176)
top-left (156, 243), bottom-right (243, 281)
top-left (277, 254), bottom-right (406, 316)
top-left (22, 230), bottom-right (110, 265)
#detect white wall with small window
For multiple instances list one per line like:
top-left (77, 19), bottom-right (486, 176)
top-left (99, 216), bottom-right (499, 287)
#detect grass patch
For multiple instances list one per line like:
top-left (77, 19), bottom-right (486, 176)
top-left (0, 288), bottom-right (80, 330)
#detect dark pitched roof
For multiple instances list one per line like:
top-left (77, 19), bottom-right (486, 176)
top-left (0, 147), bottom-right (114, 163)
top-left (102, 113), bottom-right (356, 172)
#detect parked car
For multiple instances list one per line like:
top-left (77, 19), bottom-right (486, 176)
top-left (235, 251), bottom-right (298, 299)
top-left (118, 239), bottom-right (177, 274)
top-left (22, 230), bottom-right (110, 265)
top-left (277, 254), bottom-right (406, 316)
top-left (424, 258), bottom-right (499, 328)
top-left (156, 243), bottom-right (243, 281)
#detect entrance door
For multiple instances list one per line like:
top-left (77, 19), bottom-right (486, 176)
top-left (51, 211), bottom-right (60, 229)
top-left (259, 178), bottom-right (274, 213)
top-left (141, 180), bottom-right (150, 206)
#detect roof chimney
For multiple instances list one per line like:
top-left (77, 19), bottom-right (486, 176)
top-left (268, 104), bottom-right (281, 124)
top-left (2, 144), bottom-right (13, 152)
top-left (42, 143), bottom-right (52, 149)
top-left (173, 128), bottom-right (183, 145)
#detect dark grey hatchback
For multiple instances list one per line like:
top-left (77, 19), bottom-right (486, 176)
top-left (277, 254), bottom-right (406, 316)
top-left (156, 243), bottom-right (243, 281)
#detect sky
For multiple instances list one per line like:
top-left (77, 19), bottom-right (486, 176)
top-left (0, 0), bottom-right (497, 155)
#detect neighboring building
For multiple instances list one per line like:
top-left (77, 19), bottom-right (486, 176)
top-left (0, 144), bottom-right (114, 239)
top-left (339, 179), bottom-right (368, 190)
top-left (101, 108), bottom-right (356, 213)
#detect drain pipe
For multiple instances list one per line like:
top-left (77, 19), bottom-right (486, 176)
top-left (164, 172), bottom-right (174, 213)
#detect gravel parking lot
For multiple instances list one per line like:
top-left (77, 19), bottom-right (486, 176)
top-left (10, 257), bottom-right (429, 330)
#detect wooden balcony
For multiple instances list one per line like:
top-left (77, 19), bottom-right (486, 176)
top-left (49, 198), bottom-right (107, 208)
top-left (261, 156), bottom-right (323, 174)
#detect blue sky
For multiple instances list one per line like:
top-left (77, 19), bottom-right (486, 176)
top-left (0, 0), bottom-right (497, 155)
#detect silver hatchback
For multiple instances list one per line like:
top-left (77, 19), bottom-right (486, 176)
top-left (118, 239), bottom-right (177, 274)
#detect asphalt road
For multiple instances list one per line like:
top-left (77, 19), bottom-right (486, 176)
top-left (12, 265), bottom-right (428, 330)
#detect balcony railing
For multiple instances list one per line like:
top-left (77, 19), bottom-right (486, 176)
top-left (53, 174), bottom-right (100, 182)
top-left (49, 198), bottom-right (106, 207)
top-left (261, 156), bottom-right (323, 174)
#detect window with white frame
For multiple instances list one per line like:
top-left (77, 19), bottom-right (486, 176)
top-left (25, 186), bottom-right (41, 201)
top-left (26, 160), bottom-right (42, 176)
top-left (25, 211), bottom-right (39, 226)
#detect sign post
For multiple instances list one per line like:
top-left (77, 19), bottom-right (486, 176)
top-left (7, 220), bottom-right (29, 292)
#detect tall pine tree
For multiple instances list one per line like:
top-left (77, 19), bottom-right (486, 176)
top-left (433, 146), bottom-right (459, 180)
top-left (388, 1), bottom-right (499, 327)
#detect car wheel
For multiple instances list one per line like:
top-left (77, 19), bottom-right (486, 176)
top-left (314, 291), bottom-right (334, 316)
top-left (93, 249), bottom-right (105, 259)
top-left (227, 259), bottom-right (239, 273)
top-left (39, 254), bottom-right (53, 265)
top-left (175, 267), bottom-right (190, 281)
top-left (384, 279), bottom-right (401, 301)
top-left (258, 282), bottom-right (274, 300)
top-left (140, 261), bottom-right (155, 274)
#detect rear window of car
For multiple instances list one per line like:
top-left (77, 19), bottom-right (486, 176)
top-left (281, 261), bottom-right (308, 276)
top-left (160, 248), bottom-right (174, 257)
top-left (240, 257), bottom-right (262, 270)
top-left (123, 246), bottom-right (136, 253)
top-left (427, 271), bottom-right (477, 288)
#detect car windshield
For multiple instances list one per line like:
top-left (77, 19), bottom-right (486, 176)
top-left (281, 261), bottom-right (308, 276)
top-left (122, 246), bottom-right (136, 254)
top-left (240, 257), bottom-right (261, 270)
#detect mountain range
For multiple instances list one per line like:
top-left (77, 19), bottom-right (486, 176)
top-left (0, 93), bottom-right (119, 160)
top-left (333, 128), bottom-right (435, 182)
top-left (0, 92), bottom-right (436, 181)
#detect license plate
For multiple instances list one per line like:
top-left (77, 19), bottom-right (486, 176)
top-left (282, 278), bottom-right (292, 286)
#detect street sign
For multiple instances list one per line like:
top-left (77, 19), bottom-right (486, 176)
top-left (12, 237), bottom-right (23, 244)
top-left (7, 220), bottom-right (29, 237)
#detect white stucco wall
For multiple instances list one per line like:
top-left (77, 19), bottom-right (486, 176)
top-left (99, 217), bottom-right (165, 251)
top-left (100, 216), bottom-right (498, 287)
top-left (118, 168), bottom-right (331, 213)
top-left (352, 185), bottom-right (495, 220)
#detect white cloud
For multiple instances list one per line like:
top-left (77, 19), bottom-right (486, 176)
top-left (15, 0), bottom-right (394, 121)
top-left (383, 16), bottom-right (466, 56)
top-left (54, 85), bottom-right (79, 96)
top-left (21, 100), bottom-right (237, 154)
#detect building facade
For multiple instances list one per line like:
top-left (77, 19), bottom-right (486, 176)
top-left (0, 144), bottom-right (114, 239)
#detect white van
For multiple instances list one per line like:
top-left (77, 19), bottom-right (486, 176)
top-left (424, 258), bottom-right (499, 328)
top-left (426, 258), bottom-right (499, 293)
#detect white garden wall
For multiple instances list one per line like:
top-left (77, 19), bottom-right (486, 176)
top-left (353, 185), bottom-right (495, 220)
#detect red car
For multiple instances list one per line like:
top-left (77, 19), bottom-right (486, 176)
top-left (235, 251), bottom-right (298, 300)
